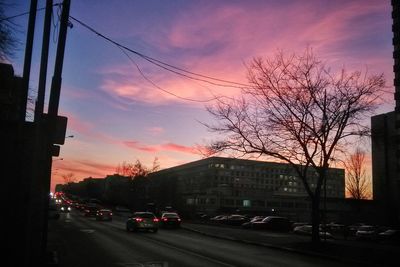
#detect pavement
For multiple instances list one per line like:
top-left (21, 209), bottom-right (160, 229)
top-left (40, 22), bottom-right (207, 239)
top-left (181, 221), bottom-right (399, 267)
top-left (45, 215), bottom-right (399, 267)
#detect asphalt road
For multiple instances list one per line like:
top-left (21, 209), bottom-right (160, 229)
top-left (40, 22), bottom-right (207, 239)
top-left (47, 211), bottom-right (356, 267)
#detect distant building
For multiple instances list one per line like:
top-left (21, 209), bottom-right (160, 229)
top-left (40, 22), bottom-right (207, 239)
top-left (147, 157), bottom-right (345, 222)
top-left (370, 0), bottom-right (400, 226)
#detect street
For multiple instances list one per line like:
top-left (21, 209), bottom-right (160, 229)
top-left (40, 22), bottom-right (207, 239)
top-left (47, 212), bottom-right (356, 267)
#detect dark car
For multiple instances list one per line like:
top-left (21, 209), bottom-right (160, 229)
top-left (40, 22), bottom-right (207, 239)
top-left (126, 212), bottom-right (159, 233)
top-left (96, 209), bottom-right (113, 221)
top-left (293, 224), bottom-right (333, 239)
top-left (251, 216), bottom-right (292, 232)
top-left (355, 225), bottom-right (380, 241)
top-left (84, 206), bottom-right (99, 217)
top-left (210, 215), bottom-right (228, 223)
top-left (241, 216), bottom-right (265, 229)
top-left (378, 229), bottom-right (400, 245)
top-left (347, 222), bottom-right (367, 236)
top-left (224, 214), bottom-right (249, 226)
top-left (160, 212), bottom-right (182, 228)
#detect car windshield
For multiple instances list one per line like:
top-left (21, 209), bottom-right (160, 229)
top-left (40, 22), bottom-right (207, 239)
top-left (134, 213), bottom-right (154, 218)
top-left (163, 213), bottom-right (179, 218)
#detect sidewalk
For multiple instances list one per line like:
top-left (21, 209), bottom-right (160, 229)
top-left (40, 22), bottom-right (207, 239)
top-left (181, 221), bottom-right (399, 267)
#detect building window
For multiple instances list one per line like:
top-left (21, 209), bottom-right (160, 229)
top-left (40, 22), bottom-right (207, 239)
top-left (243, 200), bottom-right (251, 207)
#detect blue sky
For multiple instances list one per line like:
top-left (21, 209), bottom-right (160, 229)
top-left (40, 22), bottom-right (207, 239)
top-left (3, 0), bottom-right (394, 190)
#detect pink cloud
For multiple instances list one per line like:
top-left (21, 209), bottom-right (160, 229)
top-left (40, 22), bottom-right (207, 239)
top-left (97, 1), bottom-right (390, 108)
top-left (122, 140), bottom-right (210, 155)
top-left (123, 141), bottom-right (158, 153)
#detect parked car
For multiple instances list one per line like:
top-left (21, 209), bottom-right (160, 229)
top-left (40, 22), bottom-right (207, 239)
top-left (326, 222), bottom-right (345, 234)
top-left (291, 222), bottom-right (309, 231)
top-left (252, 216), bottom-right (292, 232)
top-left (160, 212), bottom-right (181, 228)
top-left (293, 224), bottom-right (333, 239)
top-left (378, 229), bottom-right (400, 245)
top-left (84, 206), bottom-right (99, 217)
top-left (347, 222), bottom-right (367, 236)
top-left (126, 212), bottom-right (159, 233)
top-left (223, 214), bottom-right (249, 226)
top-left (194, 212), bottom-right (210, 221)
top-left (355, 225), bottom-right (380, 241)
top-left (210, 215), bottom-right (228, 223)
top-left (96, 209), bottom-right (113, 221)
top-left (241, 216), bottom-right (265, 229)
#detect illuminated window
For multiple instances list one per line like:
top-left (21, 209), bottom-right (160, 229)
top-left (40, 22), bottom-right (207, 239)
top-left (243, 200), bottom-right (251, 207)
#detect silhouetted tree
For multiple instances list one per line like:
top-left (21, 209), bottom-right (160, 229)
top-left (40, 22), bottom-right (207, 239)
top-left (116, 158), bottom-right (160, 179)
top-left (61, 172), bottom-right (76, 184)
top-left (116, 158), bottom-right (161, 209)
top-left (345, 148), bottom-right (371, 200)
top-left (206, 49), bottom-right (385, 243)
top-left (0, 1), bottom-right (18, 61)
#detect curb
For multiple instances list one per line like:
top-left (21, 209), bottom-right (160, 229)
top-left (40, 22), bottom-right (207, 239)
top-left (181, 225), bottom-right (388, 267)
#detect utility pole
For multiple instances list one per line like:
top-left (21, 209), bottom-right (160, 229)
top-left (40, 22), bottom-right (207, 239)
top-left (36, 1), bottom-right (54, 262)
top-left (21, 0), bottom-right (37, 121)
top-left (35, 0), bottom-right (53, 122)
top-left (48, 0), bottom-right (70, 117)
top-left (42, 0), bottom-right (71, 263)
top-left (21, 1), bottom-right (37, 266)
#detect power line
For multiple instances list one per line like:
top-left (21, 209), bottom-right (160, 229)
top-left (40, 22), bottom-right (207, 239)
top-left (0, 3), bottom-right (62, 22)
top-left (68, 16), bottom-right (251, 89)
top-left (119, 47), bottom-right (222, 103)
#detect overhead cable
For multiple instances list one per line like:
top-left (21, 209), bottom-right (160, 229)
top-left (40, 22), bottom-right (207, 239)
top-left (69, 16), bottom-right (250, 89)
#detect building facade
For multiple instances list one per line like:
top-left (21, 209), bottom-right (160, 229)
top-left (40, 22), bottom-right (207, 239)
top-left (148, 157), bottom-right (345, 222)
top-left (371, 1), bottom-right (400, 226)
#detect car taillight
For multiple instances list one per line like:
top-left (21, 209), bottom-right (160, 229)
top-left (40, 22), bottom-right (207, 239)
top-left (110, 213), bottom-right (113, 216)
top-left (136, 218), bottom-right (143, 222)
top-left (153, 218), bottom-right (159, 222)
top-left (178, 218), bottom-right (181, 222)
top-left (162, 218), bottom-right (168, 221)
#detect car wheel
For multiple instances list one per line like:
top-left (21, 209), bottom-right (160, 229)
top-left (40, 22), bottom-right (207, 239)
top-left (152, 228), bottom-right (158, 233)
top-left (126, 225), bottom-right (131, 232)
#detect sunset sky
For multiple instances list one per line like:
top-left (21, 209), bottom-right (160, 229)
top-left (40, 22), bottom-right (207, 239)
top-left (5, 0), bottom-right (394, 192)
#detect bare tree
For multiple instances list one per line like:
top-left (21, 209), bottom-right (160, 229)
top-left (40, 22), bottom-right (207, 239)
top-left (345, 148), bottom-right (371, 200)
top-left (116, 158), bottom-right (160, 179)
top-left (206, 49), bottom-right (385, 243)
top-left (115, 161), bottom-right (133, 177)
top-left (0, 1), bottom-right (18, 62)
top-left (62, 172), bottom-right (76, 184)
